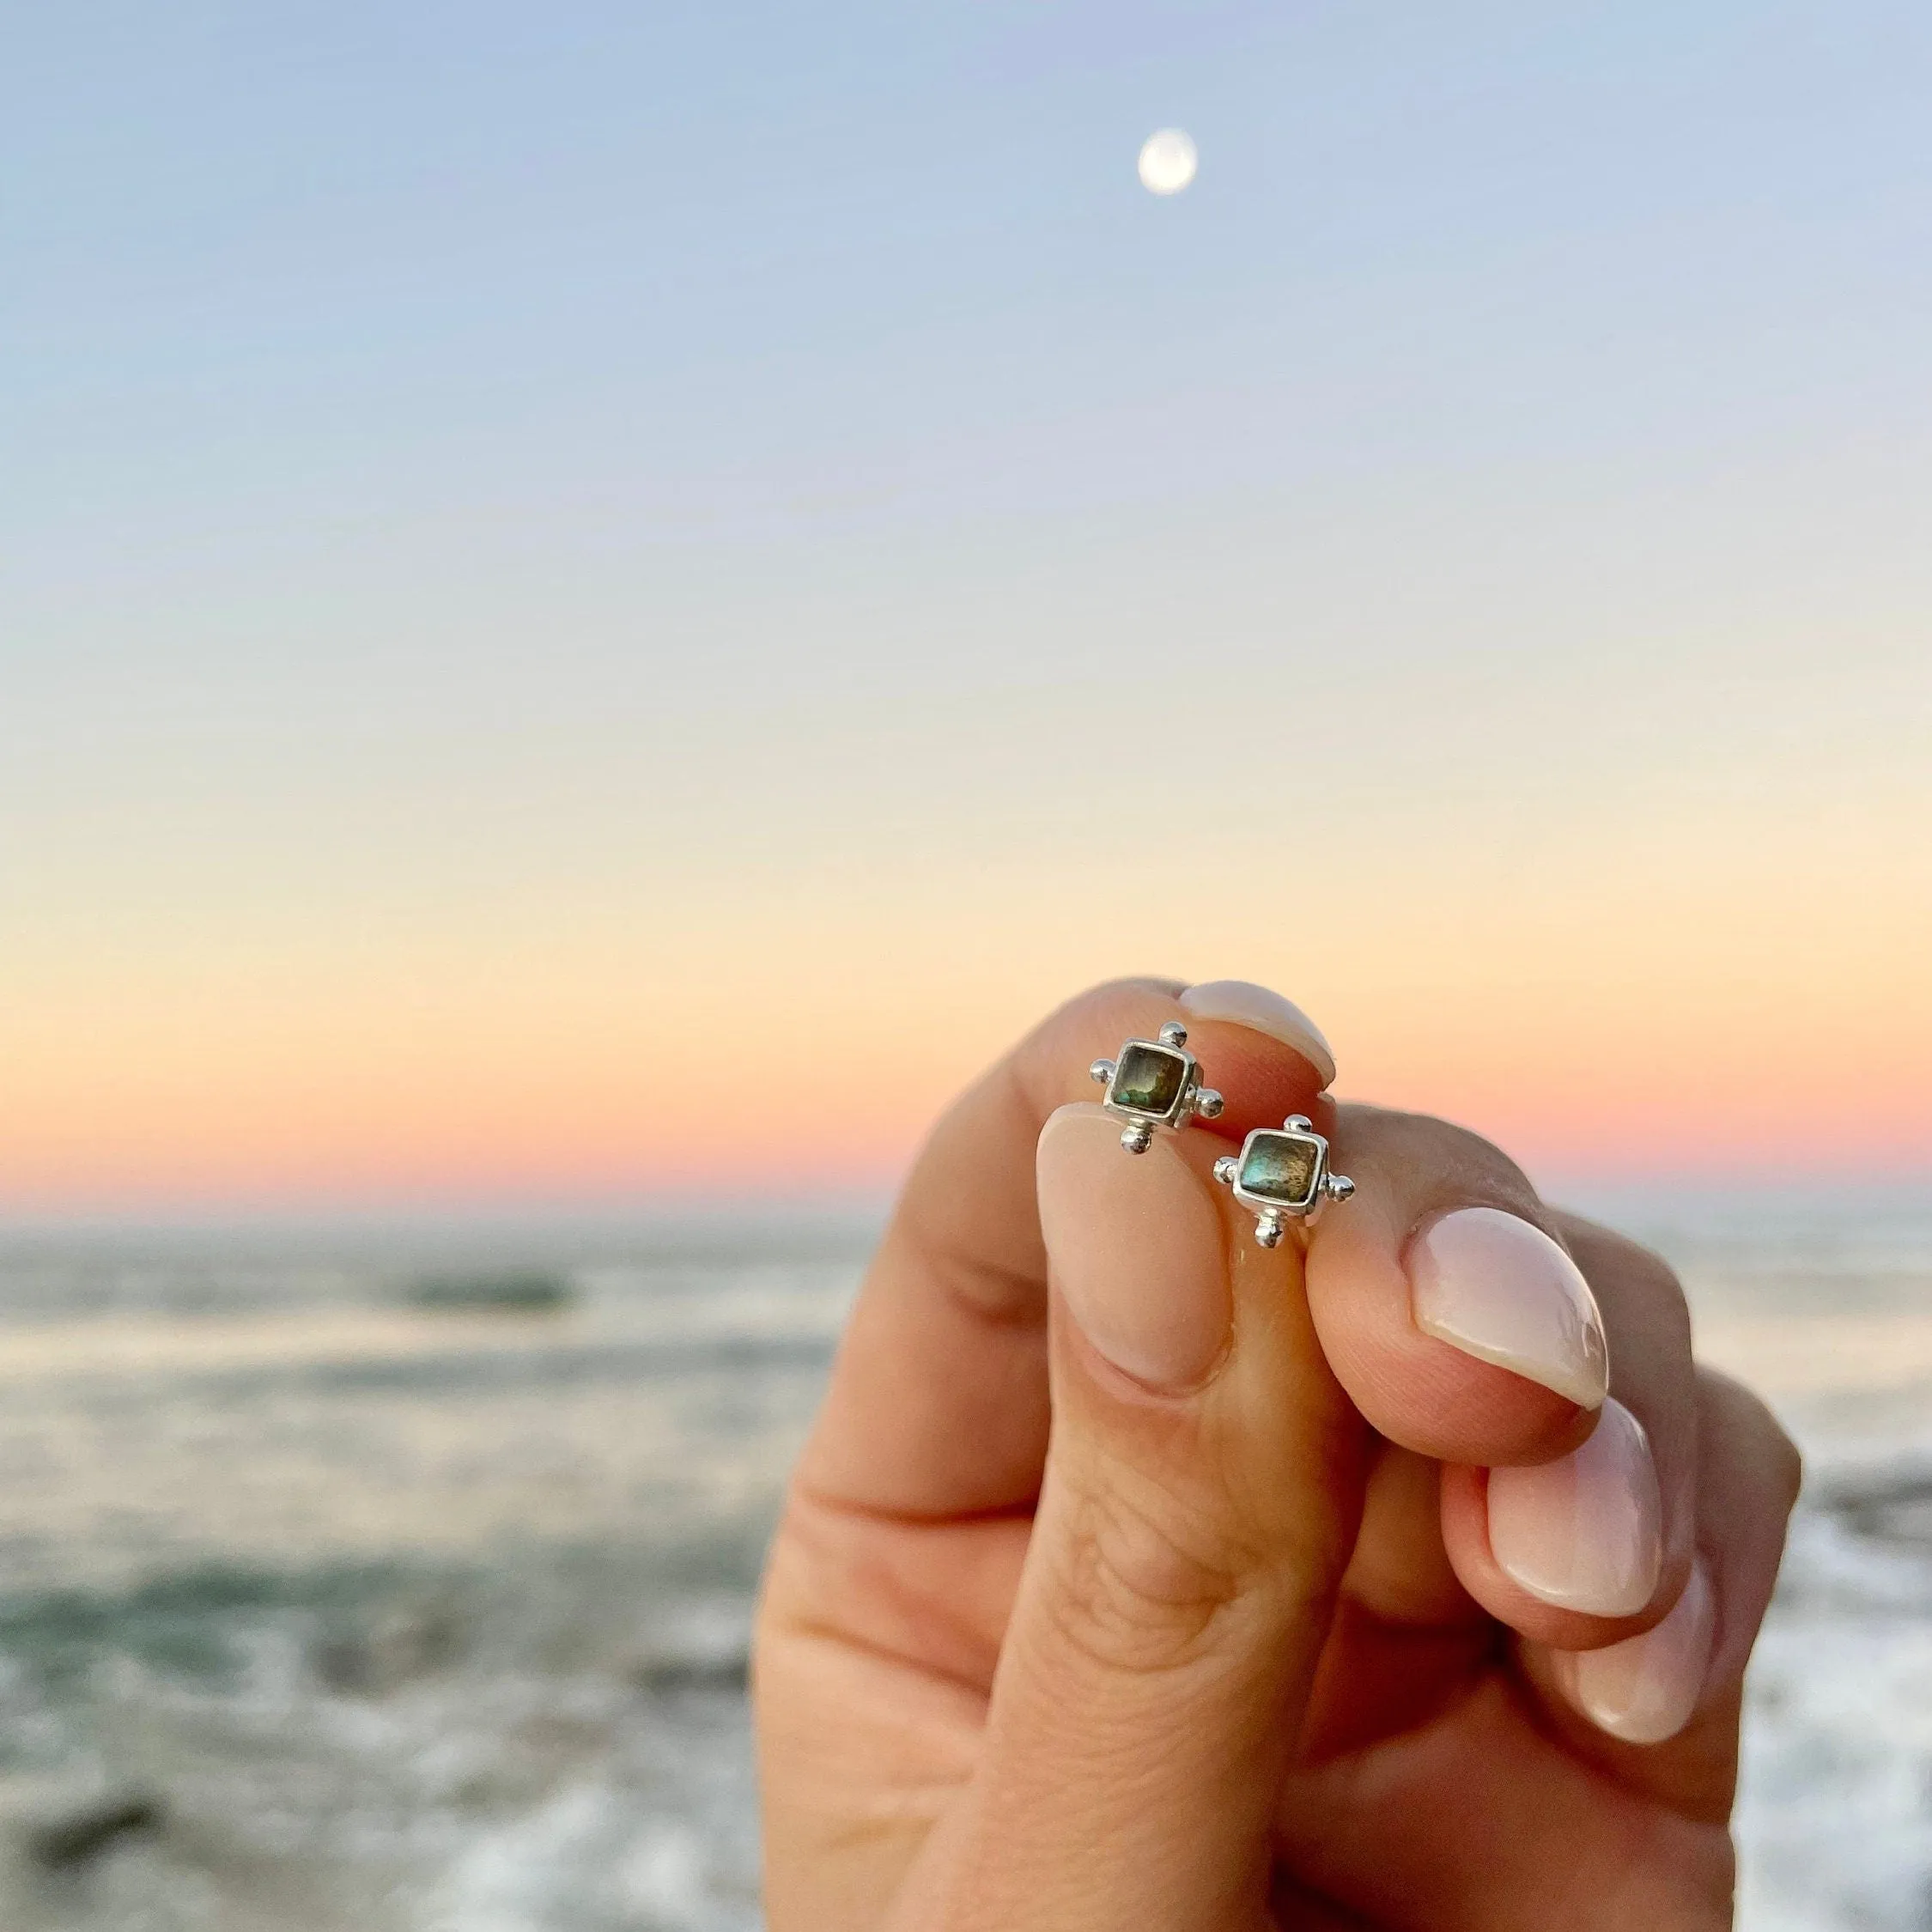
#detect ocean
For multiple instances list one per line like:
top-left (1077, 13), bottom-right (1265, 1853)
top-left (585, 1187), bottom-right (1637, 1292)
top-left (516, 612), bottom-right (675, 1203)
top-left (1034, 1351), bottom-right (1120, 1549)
top-left (0, 1193), bottom-right (1924, 1930)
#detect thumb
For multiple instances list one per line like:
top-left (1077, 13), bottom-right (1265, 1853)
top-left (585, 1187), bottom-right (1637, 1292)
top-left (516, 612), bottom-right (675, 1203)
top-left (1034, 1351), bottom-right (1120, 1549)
top-left (898, 1103), bottom-right (1368, 1932)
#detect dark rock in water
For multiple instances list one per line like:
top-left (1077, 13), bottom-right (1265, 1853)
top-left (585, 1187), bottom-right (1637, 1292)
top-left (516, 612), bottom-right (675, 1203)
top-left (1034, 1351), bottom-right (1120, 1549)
top-left (625, 1601), bottom-right (752, 1694)
top-left (1826, 1470), bottom-right (1932, 1552)
top-left (629, 1648), bottom-right (750, 1694)
top-left (27, 1794), bottom-right (163, 1870)
top-left (405, 1269), bottom-right (574, 1313)
top-left (312, 1602), bottom-right (466, 1694)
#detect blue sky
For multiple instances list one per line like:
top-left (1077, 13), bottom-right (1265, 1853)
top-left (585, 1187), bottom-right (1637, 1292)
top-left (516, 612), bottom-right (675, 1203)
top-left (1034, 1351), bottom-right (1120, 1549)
top-left (10, 1), bottom-right (1930, 709)
top-left (4, 1), bottom-right (1930, 1206)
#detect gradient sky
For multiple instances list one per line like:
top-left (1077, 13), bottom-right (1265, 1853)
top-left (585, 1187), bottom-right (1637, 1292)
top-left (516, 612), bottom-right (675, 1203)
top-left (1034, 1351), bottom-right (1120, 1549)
top-left (4, 0), bottom-right (1930, 1212)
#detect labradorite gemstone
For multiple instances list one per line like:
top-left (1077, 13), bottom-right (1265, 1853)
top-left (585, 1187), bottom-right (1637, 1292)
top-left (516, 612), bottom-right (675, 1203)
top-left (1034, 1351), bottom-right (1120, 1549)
top-left (1112, 1042), bottom-right (1186, 1115)
top-left (1238, 1133), bottom-right (1319, 1206)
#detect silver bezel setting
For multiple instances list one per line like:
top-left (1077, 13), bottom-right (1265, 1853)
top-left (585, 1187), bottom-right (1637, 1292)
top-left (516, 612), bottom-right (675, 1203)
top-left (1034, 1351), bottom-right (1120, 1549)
top-left (1212, 1114), bottom-right (1355, 1246)
top-left (1089, 1022), bottom-right (1224, 1153)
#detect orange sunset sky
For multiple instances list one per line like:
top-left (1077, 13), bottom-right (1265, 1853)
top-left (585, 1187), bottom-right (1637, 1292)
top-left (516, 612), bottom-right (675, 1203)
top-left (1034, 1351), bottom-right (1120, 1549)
top-left (5, 3), bottom-right (1930, 1214)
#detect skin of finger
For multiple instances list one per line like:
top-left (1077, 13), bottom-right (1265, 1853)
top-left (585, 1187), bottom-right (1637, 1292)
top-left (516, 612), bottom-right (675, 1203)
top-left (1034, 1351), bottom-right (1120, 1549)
top-left (889, 1114), bottom-right (1367, 1932)
top-left (1305, 1105), bottom-right (1599, 1467)
top-left (1289, 1441), bottom-right (1490, 1765)
top-left (1692, 1369), bottom-right (1801, 1696)
top-left (1516, 1365), bottom-right (1801, 1822)
top-left (1336, 1441), bottom-right (1477, 1630)
top-left (1273, 1674), bottom-right (1734, 1932)
top-left (1438, 1213), bottom-right (1700, 1649)
top-left (757, 1601), bottom-right (992, 1932)
top-left (1269, 1874), bottom-right (1382, 1930)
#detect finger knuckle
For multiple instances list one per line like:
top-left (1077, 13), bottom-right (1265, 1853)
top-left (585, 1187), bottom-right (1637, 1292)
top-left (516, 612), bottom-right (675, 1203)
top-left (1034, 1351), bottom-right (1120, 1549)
top-left (1059, 977), bottom-right (1183, 1042)
top-left (1710, 1368), bottom-right (1806, 1508)
top-left (1558, 1216), bottom-right (1692, 1321)
top-left (1773, 1425), bottom-right (1805, 1510)
top-left (1042, 1473), bottom-right (1256, 1679)
top-left (1610, 1232), bottom-right (1686, 1306)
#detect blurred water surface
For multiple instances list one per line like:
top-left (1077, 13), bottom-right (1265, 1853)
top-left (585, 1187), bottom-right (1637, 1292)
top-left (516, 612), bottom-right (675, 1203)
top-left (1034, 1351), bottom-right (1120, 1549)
top-left (0, 1196), bottom-right (1924, 1929)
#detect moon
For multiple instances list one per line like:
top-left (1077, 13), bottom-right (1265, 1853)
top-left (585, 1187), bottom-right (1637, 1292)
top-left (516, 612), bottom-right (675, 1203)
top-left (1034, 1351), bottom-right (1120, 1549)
top-left (1137, 128), bottom-right (1199, 196)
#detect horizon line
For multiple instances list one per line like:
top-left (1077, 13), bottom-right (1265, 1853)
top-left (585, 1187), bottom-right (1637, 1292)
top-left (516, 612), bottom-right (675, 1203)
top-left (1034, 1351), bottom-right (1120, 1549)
top-left (4, 1170), bottom-right (1931, 1241)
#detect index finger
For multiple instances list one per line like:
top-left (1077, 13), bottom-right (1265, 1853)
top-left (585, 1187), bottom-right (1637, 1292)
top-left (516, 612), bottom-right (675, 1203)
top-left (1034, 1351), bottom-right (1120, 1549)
top-left (1306, 1104), bottom-right (1608, 1468)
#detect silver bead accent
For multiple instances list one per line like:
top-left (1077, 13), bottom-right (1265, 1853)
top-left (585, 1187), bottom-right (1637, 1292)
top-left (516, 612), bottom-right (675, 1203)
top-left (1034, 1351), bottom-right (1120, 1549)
top-left (1121, 1121), bottom-right (1155, 1155)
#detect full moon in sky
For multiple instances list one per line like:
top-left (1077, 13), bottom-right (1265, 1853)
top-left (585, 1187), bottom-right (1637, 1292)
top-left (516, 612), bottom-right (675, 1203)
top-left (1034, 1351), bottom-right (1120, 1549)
top-left (1137, 128), bottom-right (1199, 196)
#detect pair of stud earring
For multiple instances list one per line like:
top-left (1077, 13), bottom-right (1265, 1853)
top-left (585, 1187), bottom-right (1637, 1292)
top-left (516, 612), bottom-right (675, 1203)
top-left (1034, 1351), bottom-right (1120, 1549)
top-left (1089, 1023), bottom-right (1354, 1248)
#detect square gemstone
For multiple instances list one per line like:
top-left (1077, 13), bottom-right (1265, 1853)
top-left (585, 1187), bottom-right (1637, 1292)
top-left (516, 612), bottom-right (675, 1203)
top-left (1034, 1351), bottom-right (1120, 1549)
top-left (1111, 1042), bottom-right (1187, 1117)
top-left (1238, 1133), bottom-right (1320, 1207)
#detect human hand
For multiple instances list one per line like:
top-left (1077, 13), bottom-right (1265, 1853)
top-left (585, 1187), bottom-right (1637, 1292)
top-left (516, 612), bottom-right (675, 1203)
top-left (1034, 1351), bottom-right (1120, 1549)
top-left (756, 980), bottom-right (1799, 1930)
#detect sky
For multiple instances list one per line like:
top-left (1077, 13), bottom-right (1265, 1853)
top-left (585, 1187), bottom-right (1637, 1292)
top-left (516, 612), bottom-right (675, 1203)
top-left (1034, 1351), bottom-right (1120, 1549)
top-left (3, 0), bottom-right (1930, 1214)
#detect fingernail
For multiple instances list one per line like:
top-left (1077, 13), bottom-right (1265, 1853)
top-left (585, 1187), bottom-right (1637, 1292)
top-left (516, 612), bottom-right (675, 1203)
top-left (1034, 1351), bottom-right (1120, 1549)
top-left (1408, 1207), bottom-right (1609, 1409)
top-left (1177, 981), bottom-right (1337, 1089)
top-left (1486, 1399), bottom-right (1663, 1617)
top-left (1037, 1103), bottom-right (1230, 1391)
top-left (1552, 1558), bottom-right (1716, 1745)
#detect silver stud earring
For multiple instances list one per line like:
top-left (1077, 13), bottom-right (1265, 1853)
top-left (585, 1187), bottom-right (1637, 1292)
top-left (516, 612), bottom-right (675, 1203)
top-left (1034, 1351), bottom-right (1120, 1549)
top-left (1213, 1114), bottom-right (1355, 1246)
top-left (1090, 1022), bottom-right (1224, 1154)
